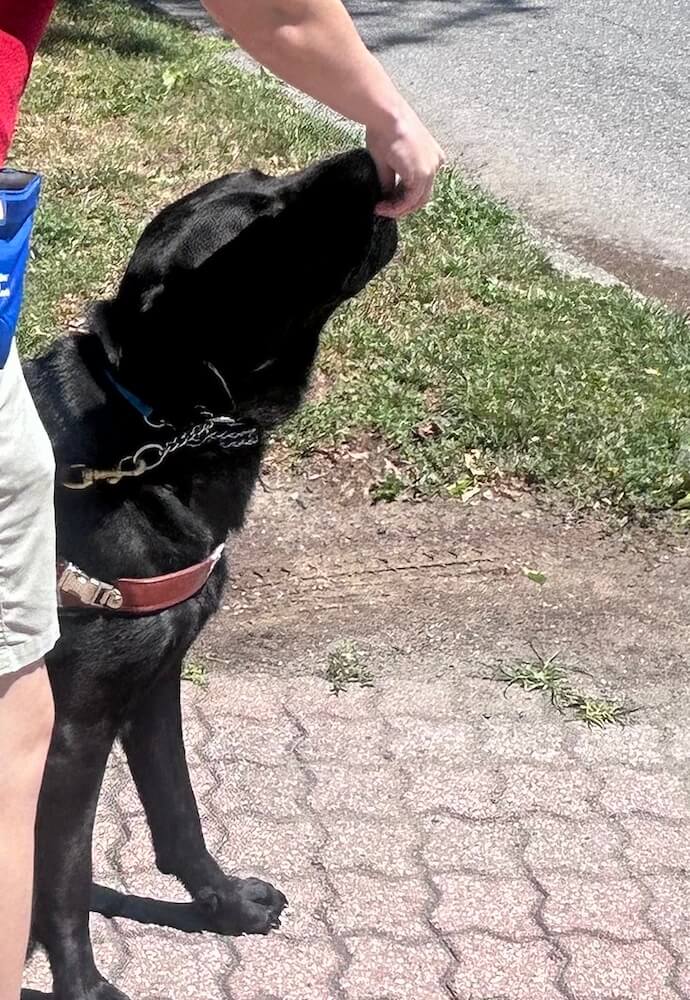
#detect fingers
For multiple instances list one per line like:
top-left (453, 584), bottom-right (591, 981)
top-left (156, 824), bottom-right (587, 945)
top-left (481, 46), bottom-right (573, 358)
top-left (375, 172), bottom-right (436, 219)
top-left (366, 115), bottom-right (445, 219)
top-left (375, 180), bottom-right (417, 218)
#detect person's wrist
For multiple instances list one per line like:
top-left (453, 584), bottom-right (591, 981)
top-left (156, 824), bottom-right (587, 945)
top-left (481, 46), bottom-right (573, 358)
top-left (365, 93), bottom-right (415, 141)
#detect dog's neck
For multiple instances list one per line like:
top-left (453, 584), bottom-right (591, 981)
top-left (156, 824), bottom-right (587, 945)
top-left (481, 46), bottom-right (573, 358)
top-left (25, 333), bottom-right (265, 580)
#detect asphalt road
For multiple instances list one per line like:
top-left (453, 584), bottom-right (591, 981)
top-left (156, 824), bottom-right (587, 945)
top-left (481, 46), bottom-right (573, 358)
top-left (345, 0), bottom-right (690, 308)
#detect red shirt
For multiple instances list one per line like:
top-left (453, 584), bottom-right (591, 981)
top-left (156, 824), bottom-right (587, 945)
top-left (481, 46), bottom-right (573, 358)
top-left (0, 0), bottom-right (56, 164)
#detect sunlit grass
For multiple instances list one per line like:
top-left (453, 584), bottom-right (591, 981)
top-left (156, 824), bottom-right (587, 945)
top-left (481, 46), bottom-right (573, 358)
top-left (12, 0), bottom-right (690, 513)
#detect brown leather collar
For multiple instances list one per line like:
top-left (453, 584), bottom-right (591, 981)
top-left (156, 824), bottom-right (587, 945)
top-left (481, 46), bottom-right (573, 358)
top-left (57, 545), bottom-right (224, 614)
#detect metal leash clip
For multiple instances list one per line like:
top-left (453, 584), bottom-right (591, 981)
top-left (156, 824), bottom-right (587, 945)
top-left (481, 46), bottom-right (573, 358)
top-left (62, 417), bottom-right (259, 490)
top-left (63, 459), bottom-right (148, 490)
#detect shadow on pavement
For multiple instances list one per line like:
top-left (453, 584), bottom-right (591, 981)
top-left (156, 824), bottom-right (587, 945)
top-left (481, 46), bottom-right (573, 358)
top-left (347, 0), bottom-right (548, 53)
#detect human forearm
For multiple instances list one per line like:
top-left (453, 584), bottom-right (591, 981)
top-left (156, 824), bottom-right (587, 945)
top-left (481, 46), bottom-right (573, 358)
top-left (201, 0), bottom-right (444, 216)
top-left (202, 0), bottom-right (405, 130)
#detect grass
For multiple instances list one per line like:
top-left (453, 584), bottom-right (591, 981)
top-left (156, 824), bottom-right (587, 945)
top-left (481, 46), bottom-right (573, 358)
top-left (325, 641), bottom-right (374, 696)
top-left (497, 647), bottom-right (636, 727)
top-left (181, 655), bottom-right (208, 687)
top-left (11, 0), bottom-right (690, 514)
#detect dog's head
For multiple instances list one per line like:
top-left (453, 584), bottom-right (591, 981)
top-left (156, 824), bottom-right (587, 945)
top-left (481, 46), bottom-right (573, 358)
top-left (93, 150), bottom-right (397, 426)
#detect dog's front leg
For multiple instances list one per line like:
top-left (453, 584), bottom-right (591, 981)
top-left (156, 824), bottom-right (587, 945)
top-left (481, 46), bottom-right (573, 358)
top-left (120, 667), bottom-right (286, 936)
top-left (33, 719), bottom-right (127, 1000)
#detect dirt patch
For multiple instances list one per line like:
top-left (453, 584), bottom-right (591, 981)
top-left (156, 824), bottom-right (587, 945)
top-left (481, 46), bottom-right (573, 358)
top-left (199, 472), bottom-right (690, 707)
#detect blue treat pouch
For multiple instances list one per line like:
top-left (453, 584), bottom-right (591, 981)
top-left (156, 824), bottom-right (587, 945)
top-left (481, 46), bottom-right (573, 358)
top-left (0, 168), bottom-right (41, 369)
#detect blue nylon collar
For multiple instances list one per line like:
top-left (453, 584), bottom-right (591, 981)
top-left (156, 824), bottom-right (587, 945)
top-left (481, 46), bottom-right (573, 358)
top-left (103, 369), bottom-right (155, 420)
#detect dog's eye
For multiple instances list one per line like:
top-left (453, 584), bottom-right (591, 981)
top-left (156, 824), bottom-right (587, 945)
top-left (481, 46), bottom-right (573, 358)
top-left (252, 358), bottom-right (276, 374)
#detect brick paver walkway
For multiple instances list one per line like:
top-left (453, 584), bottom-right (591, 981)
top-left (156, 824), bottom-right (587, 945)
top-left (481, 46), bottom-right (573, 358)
top-left (23, 475), bottom-right (690, 998)
top-left (24, 668), bottom-right (690, 999)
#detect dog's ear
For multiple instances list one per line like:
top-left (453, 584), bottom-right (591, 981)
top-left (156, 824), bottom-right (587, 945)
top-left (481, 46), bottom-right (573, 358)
top-left (184, 213), bottom-right (278, 303)
top-left (121, 212), bottom-right (278, 331)
top-left (88, 299), bottom-right (124, 367)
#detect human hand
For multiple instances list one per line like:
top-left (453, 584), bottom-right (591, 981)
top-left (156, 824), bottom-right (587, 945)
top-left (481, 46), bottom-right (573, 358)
top-left (367, 109), bottom-right (445, 218)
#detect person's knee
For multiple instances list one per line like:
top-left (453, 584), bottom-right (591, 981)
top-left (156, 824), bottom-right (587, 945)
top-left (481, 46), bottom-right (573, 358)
top-left (20, 660), bottom-right (55, 758)
top-left (0, 660), bottom-right (55, 773)
top-left (27, 662), bottom-right (55, 754)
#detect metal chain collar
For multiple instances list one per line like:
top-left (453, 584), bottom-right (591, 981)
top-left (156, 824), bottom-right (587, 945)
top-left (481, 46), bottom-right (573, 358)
top-left (64, 414), bottom-right (260, 490)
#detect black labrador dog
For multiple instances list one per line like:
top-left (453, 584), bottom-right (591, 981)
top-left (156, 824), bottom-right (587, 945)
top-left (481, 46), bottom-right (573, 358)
top-left (24, 149), bottom-right (396, 1000)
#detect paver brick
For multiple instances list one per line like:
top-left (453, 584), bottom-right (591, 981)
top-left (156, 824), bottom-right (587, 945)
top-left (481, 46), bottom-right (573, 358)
top-left (320, 817), bottom-right (421, 876)
top-left (432, 873), bottom-right (541, 937)
top-left (228, 938), bottom-right (341, 1000)
top-left (480, 719), bottom-right (566, 762)
top-left (118, 928), bottom-right (234, 1000)
top-left (599, 767), bottom-right (690, 820)
top-left (327, 872), bottom-right (432, 937)
top-left (458, 675), bottom-right (554, 720)
top-left (177, 697), bottom-right (208, 755)
top-left (341, 937), bottom-right (450, 1000)
top-left (387, 715), bottom-right (477, 762)
top-left (219, 815), bottom-right (324, 876)
top-left (212, 761), bottom-right (310, 819)
top-left (308, 762), bottom-right (405, 817)
top-left (540, 874), bottom-right (650, 939)
top-left (375, 677), bottom-right (462, 717)
top-left (271, 873), bottom-right (332, 939)
top-left (92, 803), bottom-right (128, 878)
top-left (204, 717), bottom-right (301, 767)
top-left (496, 764), bottom-right (597, 818)
top-left (564, 935), bottom-right (677, 999)
top-left (286, 675), bottom-right (378, 720)
top-left (91, 914), bottom-right (137, 985)
top-left (24, 945), bottom-right (59, 992)
top-left (102, 752), bottom-right (141, 815)
top-left (404, 763), bottom-right (502, 818)
top-left (570, 724), bottom-right (664, 767)
top-left (671, 934), bottom-right (690, 996)
top-left (421, 815), bottom-right (523, 874)
top-left (665, 725), bottom-right (690, 763)
top-left (522, 815), bottom-right (627, 877)
top-left (199, 673), bottom-right (288, 720)
top-left (107, 772), bottom-right (142, 818)
top-left (622, 816), bottom-right (690, 874)
top-left (296, 716), bottom-right (389, 766)
top-left (644, 873), bottom-right (690, 935)
top-left (31, 656), bottom-right (690, 1000)
top-left (448, 933), bottom-right (564, 999)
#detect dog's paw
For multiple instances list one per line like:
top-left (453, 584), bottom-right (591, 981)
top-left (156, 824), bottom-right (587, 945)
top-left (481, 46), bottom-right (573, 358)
top-left (195, 877), bottom-right (287, 935)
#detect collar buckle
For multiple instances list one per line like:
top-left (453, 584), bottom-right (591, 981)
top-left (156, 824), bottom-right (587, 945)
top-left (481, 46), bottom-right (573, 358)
top-left (57, 563), bottom-right (124, 610)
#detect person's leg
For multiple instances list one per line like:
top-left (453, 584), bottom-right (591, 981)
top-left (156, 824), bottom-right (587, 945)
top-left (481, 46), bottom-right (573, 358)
top-left (0, 658), bottom-right (54, 1000)
top-left (0, 339), bottom-right (60, 1000)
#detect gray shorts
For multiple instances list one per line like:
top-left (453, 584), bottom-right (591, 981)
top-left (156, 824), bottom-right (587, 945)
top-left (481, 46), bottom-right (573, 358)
top-left (0, 341), bottom-right (59, 676)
